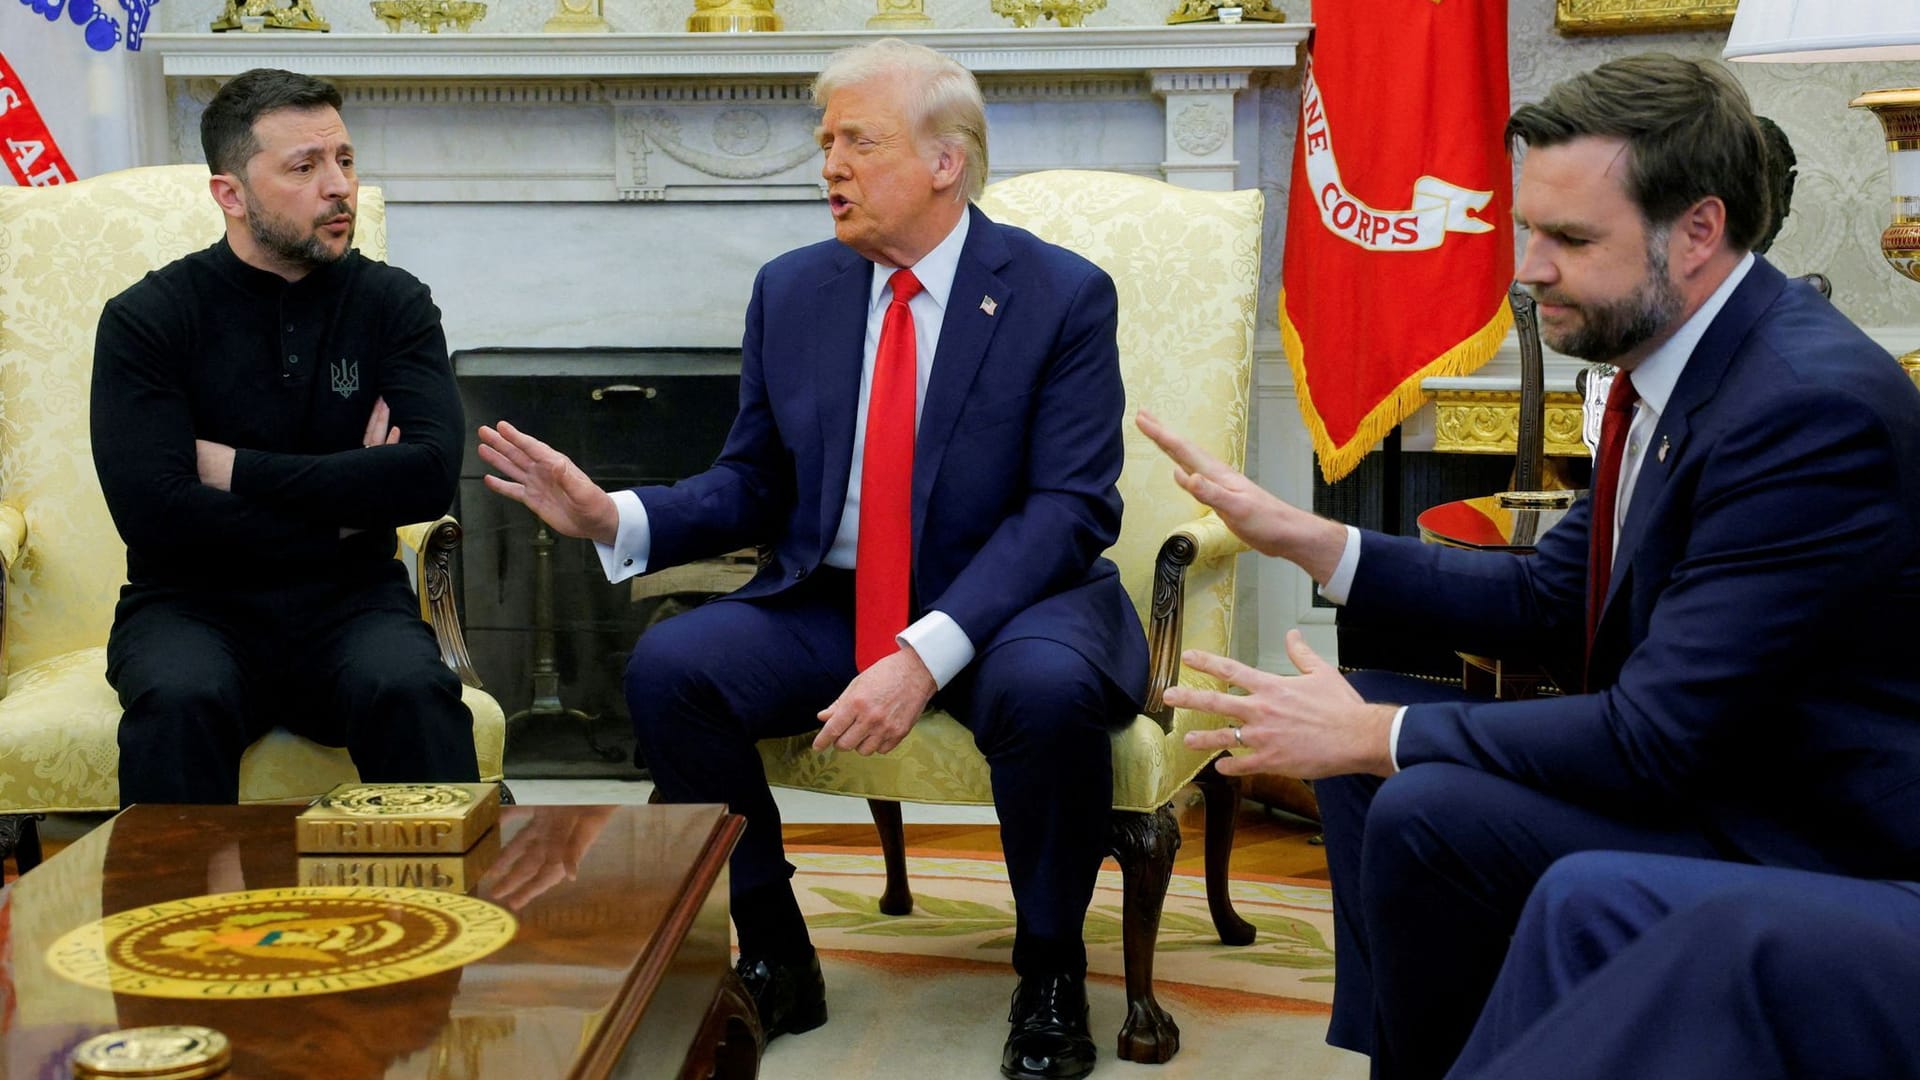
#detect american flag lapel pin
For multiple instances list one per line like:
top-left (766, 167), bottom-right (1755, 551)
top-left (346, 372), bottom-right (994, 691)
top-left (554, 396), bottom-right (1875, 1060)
top-left (980, 295), bottom-right (998, 316)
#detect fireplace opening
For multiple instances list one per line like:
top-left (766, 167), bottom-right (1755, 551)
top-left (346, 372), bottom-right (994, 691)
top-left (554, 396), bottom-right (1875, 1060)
top-left (454, 347), bottom-right (742, 778)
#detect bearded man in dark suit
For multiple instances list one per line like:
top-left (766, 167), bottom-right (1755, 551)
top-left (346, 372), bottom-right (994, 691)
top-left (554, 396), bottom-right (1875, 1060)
top-left (1140, 53), bottom-right (1920, 1080)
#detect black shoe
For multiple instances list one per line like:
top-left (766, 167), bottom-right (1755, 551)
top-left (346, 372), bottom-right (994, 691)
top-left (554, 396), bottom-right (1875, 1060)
top-left (734, 950), bottom-right (828, 1040)
top-left (1001, 972), bottom-right (1096, 1080)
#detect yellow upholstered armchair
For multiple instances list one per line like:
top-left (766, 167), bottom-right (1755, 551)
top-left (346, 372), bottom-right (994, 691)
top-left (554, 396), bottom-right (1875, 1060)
top-left (755, 169), bottom-right (1263, 1064)
top-left (0, 164), bottom-right (505, 868)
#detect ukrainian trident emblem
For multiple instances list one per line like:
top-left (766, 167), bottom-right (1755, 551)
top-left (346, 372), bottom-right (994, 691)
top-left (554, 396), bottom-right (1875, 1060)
top-left (330, 358), bottom-right (360, 399)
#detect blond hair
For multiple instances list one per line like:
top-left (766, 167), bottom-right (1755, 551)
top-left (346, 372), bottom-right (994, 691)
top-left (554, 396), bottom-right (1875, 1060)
top-left (813, 39), bottom-right (988, 202)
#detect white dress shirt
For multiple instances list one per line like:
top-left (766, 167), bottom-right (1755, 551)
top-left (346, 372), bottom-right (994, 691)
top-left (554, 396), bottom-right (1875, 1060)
top-left (1320, 253), bottom-right (1757, 769)
top-left (595, 212), bottom-right (978, 688)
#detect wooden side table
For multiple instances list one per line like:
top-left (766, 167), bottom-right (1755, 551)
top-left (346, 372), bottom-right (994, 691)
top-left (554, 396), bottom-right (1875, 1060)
top-left (1416, 493), bottom-right (1573, 700)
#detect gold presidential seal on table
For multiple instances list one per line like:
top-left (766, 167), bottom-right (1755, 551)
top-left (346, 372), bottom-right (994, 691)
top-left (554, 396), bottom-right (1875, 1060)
top-left (46, 886), bottom-right (516, 1000)
top-left (71, 1024), bottom-right (230, 1079)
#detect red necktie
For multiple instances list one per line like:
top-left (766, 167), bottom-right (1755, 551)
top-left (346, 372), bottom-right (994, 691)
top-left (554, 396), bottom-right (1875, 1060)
top-left (1585, 370), bottom-right (1639, 678)
top-left (855, 269), bottom-right (922, 670)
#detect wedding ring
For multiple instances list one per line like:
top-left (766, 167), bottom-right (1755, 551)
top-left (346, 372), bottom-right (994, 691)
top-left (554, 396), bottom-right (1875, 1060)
top-left (1232, 726), bottom-right (1246, 747)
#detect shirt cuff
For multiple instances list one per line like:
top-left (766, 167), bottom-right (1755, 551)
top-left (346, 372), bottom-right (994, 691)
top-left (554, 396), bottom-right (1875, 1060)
top-left (595, 489), bottom-right (651, 584)
top-left (1387, 705), bottom-right (1409, 773)
top-left (898, 610), bottom-right (975, 690)
top-left (1318, 525), bottom-right (1363, 605)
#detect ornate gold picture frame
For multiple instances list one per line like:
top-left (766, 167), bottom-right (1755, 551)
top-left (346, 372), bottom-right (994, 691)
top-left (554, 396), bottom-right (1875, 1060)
top-left (1555, 0), bottom-right (1737, 36)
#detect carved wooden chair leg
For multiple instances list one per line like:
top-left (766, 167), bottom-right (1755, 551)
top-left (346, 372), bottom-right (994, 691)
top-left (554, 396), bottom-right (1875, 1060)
top-left (1193, 757), bottom-right (1255, 945)
top-left (866, 798), bottom-right (914, 916)
top-left (0, 814), bottom-right (44, 876)
top-left (1109, 805), bottom-right (1182, 1064)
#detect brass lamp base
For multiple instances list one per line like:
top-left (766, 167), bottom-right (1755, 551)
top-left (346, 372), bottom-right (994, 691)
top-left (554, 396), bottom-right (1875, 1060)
top-left (1852, 88), bottom-right (1920, 394)
top-left (687, 0), bottom-right (781, 31)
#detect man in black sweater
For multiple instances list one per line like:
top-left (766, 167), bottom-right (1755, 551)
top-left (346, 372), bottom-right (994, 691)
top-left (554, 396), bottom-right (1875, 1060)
top-left (90, 68), bottom-right (478, 805)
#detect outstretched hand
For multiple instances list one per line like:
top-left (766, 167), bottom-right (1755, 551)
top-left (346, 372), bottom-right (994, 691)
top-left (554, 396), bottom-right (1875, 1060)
top-left (1136, 409), bottom-right (1349, 584)
top-left (1135, 409), bottom-right (1307, 559)
top-left (478, 420), bottom-right (620, 544)
top-left (1168, 630), bottom-right (1397, 779)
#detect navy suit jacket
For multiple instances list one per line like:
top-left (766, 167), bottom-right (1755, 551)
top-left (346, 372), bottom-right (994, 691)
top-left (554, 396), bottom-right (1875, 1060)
top-left (631, 205), bottom-right (1148, 702)
top-left (1341, 257), bottom-right (1920, 878)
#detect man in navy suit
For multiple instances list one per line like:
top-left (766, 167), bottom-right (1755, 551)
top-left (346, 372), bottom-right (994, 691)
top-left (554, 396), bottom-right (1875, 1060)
top-left (1447, 852), bottom-right (1920, 1080)
top-left (480, 39), bottom-right (1145, 1080)
top-left (1139, 53), bottom-right (1920, 1079)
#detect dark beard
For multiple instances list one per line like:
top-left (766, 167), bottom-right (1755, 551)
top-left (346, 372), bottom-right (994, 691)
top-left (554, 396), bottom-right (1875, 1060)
top-left (245, 192), bottom-right (353, 272)
top-left (1535, 230), bottom-right (1684, 362)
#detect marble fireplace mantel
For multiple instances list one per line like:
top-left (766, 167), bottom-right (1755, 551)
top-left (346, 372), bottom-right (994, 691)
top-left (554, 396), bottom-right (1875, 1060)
top-left (144, 26), bottom-right (1309, 80)
top-left (144, 25), bottom-right (1309, 200)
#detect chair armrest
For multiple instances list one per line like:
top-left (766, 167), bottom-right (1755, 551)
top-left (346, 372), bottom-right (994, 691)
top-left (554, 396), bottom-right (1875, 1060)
top-left (1144, 511), bottom-right (1249, 729)
top-left (0, 502), bottom-right (22, 696)
top-left (396, 516), bottom-right (483, 689)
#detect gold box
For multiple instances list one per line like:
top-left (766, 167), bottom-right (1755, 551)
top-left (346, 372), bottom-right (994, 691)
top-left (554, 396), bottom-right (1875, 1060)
top-left (296, 782), bottom-right (502, 855)
top-left (299, 826), bottom-right (501, 893)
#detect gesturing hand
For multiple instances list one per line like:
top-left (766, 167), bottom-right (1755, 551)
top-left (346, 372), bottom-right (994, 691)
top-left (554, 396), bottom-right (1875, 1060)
top-left (478, 420), bottom-right (620, 545)
top-left (1135, 408), bottom-right (1302, 557)
top-left (1168, 630), bottom-right (1398, 779)
top-left (813, 647), bottom-right (937, 756)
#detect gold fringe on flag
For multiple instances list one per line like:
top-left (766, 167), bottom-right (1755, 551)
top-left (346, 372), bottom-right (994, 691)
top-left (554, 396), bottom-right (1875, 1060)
top-left (1279, 293), bottom-right (1514, 484)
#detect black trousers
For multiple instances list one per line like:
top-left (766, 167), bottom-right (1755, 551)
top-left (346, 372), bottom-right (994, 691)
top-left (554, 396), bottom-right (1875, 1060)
top-left (626, 570), bottom-right (1132, 978)
top-left (106, 565), bottom-right (479, 806)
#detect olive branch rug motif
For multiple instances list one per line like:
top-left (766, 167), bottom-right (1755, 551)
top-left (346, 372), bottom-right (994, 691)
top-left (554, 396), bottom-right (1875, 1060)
top-left (767, 849), bottom-right (1367, 1080)
top-left (789, 849), bottom-right (1338, 1005)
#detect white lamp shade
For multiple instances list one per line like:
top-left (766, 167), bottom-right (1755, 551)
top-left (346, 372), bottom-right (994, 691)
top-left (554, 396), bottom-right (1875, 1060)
top-left (1724, 0), bottom-right (1920, 62)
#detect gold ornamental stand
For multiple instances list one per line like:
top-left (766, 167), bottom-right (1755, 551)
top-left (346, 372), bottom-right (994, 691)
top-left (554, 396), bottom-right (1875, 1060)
top-left (867, 0), bottom-right (932, 29)
top-left (687, 0), bottom-right (780, 32)
top-left (544, 0), bottom-right (610, 32)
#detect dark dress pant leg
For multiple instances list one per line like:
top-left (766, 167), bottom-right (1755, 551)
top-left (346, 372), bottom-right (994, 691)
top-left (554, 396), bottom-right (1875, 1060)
top-left (1355, 765), bottom-right (1733, 1080)
top-left (1451, 853), bottom-right (1920, 1080)
top-left (624, 585), bottom-right (856, 906)
top-left (1318, 671), bottom-right (1491, 1057)
top-left (107, 587), bottom-right (264, 806)
top-left (941, 637), bottom-right (1130, 978)
top-left (304, 571), bottom-right (480, 785)
top-left (1319, 671), bottom-right (1728, 1080)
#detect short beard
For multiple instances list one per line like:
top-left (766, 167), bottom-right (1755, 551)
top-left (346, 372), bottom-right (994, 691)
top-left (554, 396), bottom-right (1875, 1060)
top-left (1537, 224), bottom-right (1685, 363)
top-left (242, 185), bottom-right (353, 273)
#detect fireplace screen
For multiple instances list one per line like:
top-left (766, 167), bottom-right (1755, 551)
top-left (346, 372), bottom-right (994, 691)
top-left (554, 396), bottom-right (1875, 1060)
top-left (454, 348), bottom-right (742, 778)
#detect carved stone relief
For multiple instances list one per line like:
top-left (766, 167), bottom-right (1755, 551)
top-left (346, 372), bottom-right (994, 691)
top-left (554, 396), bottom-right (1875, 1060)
top-left (1172, 101), bottom-right (1229, 157)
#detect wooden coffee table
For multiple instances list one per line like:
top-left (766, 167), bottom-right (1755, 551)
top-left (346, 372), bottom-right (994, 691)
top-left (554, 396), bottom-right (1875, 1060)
top-left (0, 802), bottom-right (757, 1080)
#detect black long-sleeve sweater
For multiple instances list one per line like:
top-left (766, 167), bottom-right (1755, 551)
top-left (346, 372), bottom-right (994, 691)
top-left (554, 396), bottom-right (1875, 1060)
top-left (90, 238), bottom-right (463, 589)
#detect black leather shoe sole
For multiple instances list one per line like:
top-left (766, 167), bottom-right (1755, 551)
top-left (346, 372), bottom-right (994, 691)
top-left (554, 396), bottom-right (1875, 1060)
top-left (767, 994), bottom-right (829, 1038)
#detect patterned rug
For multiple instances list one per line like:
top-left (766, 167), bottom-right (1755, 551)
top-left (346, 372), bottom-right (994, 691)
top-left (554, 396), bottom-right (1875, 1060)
top-left (761, 846), bottom-right (1368, 1079)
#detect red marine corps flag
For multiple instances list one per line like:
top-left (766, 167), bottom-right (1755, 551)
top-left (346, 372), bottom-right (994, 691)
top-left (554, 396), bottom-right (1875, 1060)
top-left (1281, 0), bottom-right (1513, 482)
